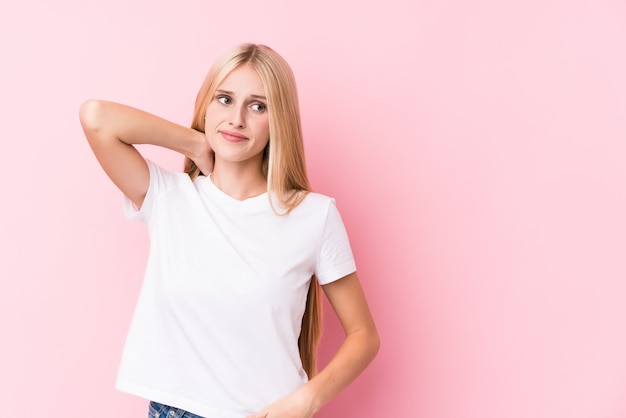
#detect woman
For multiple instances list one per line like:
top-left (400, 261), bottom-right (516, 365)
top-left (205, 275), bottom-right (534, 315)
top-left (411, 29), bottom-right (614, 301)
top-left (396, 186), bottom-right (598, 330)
top-left (80, 43), bottom-right (379, 418)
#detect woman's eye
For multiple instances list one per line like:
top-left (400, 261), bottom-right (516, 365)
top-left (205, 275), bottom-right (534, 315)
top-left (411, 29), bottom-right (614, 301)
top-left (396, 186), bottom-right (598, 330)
top-left (251, 103), bottom-right (266, 112)
top-left (217, 96), bottom-right (231, 105)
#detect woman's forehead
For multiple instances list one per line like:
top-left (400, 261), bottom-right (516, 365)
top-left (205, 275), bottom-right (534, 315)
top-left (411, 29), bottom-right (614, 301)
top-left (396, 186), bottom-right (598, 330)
top-left (217, 65), bottom-right (266, 98)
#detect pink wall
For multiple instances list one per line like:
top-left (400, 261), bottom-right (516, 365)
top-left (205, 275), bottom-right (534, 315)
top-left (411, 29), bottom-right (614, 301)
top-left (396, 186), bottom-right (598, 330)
top-left (1, 1), bottom-right (625, 417)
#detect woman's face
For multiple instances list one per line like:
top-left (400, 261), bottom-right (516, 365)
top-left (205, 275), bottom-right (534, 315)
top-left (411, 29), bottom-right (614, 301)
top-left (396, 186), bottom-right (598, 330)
top-left (204, 64), bottom-right (270, 167)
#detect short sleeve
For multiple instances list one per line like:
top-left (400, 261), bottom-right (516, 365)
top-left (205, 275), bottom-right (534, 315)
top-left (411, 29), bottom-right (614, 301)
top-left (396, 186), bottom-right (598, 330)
top-left (122, 160), bottom-right (168, 222)
top-left (315, 200), bottom-right (357, 285)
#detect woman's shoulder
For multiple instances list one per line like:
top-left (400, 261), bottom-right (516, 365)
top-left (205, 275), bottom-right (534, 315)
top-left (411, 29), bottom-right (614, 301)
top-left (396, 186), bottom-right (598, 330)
top-left (294, 191), bottom-right (339, 214)
top-left (147, 160), bottom-right (194, 182)
top-left (303, 190), bottom-right (334, 203)
top-left (143, 159), bottom-right (199, 197)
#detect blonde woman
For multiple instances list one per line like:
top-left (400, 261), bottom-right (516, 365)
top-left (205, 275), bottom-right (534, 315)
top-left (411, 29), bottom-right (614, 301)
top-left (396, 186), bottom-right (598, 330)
top-left (80, 43), bottom-right (379, 418)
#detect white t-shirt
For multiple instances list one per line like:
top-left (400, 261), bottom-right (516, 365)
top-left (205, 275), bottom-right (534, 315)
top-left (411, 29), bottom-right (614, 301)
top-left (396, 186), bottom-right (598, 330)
top-left (115, 160), bottom-right (356, 418)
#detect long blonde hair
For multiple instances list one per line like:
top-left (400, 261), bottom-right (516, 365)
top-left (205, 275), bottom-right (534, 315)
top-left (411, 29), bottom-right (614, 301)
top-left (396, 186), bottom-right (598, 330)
top-left (185, 44), bottom-right (322, 378)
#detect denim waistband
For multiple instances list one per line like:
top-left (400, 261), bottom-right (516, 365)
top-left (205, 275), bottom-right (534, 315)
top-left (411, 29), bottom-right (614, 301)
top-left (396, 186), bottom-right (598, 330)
top-left (148, 401), bottom-right (205, 418)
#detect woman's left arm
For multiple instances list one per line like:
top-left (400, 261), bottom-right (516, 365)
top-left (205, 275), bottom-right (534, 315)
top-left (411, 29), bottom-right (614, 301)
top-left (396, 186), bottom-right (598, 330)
top-left (248, 272), bottom-right (379, 418)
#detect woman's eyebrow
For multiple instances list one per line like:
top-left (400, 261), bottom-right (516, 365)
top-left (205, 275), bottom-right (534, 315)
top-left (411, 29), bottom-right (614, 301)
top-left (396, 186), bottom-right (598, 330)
top-left (216, 89), bottom-right (266, 100)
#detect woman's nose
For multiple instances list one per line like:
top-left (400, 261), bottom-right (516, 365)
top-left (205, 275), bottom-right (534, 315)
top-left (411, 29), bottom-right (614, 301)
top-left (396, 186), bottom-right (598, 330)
top-left (228, 105), bottom-right (246, 128)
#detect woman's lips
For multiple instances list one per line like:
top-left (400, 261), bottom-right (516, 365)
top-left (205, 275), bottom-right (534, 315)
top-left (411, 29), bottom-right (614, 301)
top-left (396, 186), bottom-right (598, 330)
top-left (220, 130), bottom-right (248, 142)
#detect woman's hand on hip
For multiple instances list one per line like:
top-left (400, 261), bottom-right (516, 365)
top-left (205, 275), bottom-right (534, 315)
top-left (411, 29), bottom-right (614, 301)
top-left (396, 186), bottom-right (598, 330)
top-left (247, 385), bottom-right (318, 418)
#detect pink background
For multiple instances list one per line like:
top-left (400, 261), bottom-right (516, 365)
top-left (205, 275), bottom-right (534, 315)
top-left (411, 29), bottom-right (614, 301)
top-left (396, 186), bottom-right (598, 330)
top-left (1, 0), bottom-right (625, 417)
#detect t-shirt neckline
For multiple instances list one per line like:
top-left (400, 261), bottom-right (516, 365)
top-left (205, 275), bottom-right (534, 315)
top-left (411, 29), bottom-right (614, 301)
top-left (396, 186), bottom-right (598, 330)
top-left (202, 174), bottom-right (269, 209)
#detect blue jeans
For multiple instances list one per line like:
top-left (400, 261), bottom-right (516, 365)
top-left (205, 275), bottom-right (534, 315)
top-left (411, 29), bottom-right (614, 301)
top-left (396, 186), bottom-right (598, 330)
top-left (148, 401), bottom-right (205, 418)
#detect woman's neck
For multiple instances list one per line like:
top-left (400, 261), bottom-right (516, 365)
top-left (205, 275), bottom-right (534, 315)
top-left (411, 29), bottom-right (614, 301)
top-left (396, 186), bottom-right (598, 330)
top-left (210, 160), bottom-right (267, 201)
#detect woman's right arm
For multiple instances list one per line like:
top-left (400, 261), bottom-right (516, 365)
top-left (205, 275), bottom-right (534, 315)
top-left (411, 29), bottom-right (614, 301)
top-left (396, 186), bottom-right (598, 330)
top-left (79, 100), bottom-right (210, 208)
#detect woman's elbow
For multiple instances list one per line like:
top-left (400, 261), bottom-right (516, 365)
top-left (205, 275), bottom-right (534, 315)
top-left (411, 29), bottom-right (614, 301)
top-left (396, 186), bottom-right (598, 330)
top-left (369, 328), bottom-right (381, 359)
top-left (79, 99), bottom-right (106, 133)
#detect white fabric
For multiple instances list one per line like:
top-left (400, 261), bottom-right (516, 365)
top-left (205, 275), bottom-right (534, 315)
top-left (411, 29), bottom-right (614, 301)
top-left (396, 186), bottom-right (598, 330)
top-left (115, 160), bottom-right (356, 418)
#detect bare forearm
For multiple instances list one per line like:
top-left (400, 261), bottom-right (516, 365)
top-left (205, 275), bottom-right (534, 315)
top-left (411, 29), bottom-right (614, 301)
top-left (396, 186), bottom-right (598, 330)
top-left (306, 328), bottom-right (380, 413)
top-left (80, 99), bottom-right (205, 159)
